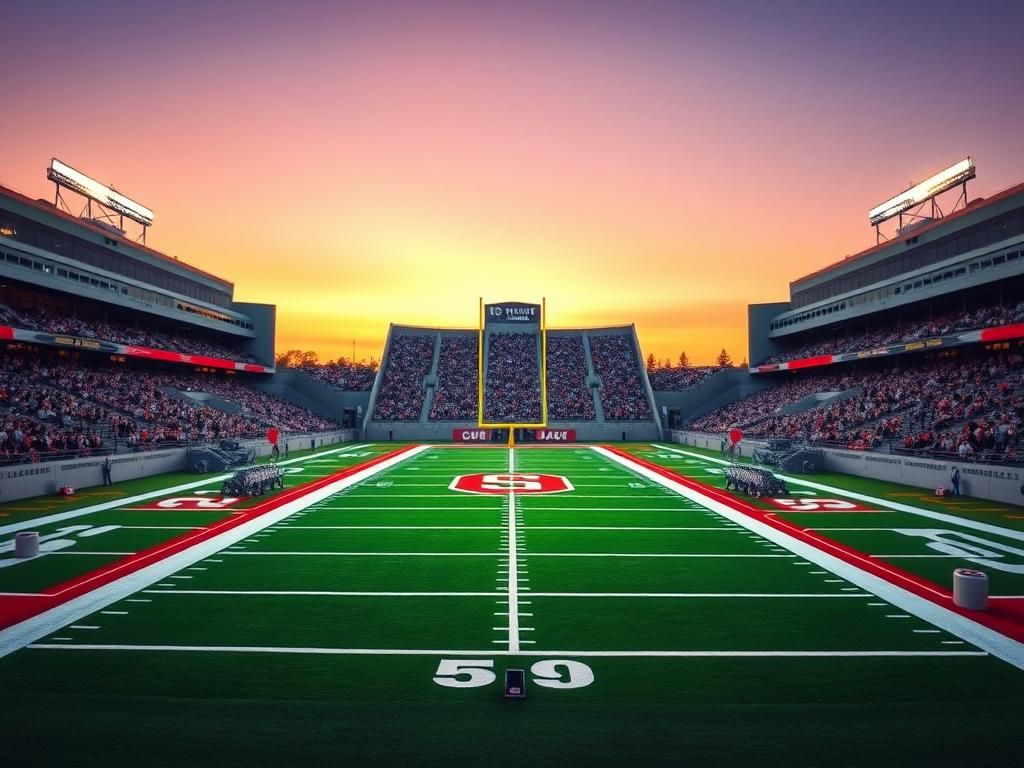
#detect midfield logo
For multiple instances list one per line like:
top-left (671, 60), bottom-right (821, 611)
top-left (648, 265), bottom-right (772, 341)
top-left (449, 473), bottom-right (574, 495)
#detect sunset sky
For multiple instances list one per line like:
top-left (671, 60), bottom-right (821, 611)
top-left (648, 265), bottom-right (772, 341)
top-left (3, 0), bottom-right (1022, 364)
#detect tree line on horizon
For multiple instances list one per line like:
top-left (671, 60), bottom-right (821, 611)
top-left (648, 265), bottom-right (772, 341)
top-left (275, 349), bottom-right (379, 370)
top-left (645, 349), bottom-right (745, 371)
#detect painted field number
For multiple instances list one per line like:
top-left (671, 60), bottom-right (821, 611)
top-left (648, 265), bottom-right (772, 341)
top-left (433, 659), bottom-right (594, 690)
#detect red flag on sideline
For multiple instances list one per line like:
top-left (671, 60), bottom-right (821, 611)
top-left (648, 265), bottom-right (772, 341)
top-left (267, 427), bottom-right (280, 445)
top-left (728, 428), bottom-right (743, 445)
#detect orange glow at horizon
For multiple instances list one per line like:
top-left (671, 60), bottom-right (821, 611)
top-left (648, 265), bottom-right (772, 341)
top-left (3, 4), bottom-right (1022, 367)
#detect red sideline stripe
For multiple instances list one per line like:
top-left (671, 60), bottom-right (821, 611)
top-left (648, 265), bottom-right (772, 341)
top-left (0, 325), bottom-right (13, 340)
top-left (0, 446), bottom-right (419, 631)
top-left (979, 323), bottom-right (1024, 343)
top-left (786, 355), bottom-right (835, 370)
top-left (606, 447), bottom-right (1024, 644)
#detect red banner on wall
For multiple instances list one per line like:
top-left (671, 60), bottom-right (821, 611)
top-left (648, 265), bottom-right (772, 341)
top-left (534, 429), bottom-right (576, 442)
top-left (453, 428), bottom-right (492, 442)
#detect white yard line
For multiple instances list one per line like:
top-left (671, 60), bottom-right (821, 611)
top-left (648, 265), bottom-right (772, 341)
top-left (216, 551), bottom-right (794, 558)
top-left (25, 643), bottom-right (987, 658)
top-left (597, 445), bottom-right (1024, 671)
top-left (507, 447), bottom-right (521, 653)
top-left (139, 589), bottom-right (873, 599)
top-left (0, 443), bottom-right (372, 537)
top-left (0, 445), bottom-right (428, 659)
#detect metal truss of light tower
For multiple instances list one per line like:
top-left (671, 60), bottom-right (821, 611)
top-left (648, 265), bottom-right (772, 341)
top-left (46, 158), bottom-right (154, 244)
top-left (868, 157), bottom-right (975, 244)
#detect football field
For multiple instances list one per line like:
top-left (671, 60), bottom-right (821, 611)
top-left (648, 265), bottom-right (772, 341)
top-left (1, 443), bottom-right (1023, 766)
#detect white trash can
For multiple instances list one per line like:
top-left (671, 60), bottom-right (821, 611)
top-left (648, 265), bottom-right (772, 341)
top-left (14, 531), bottom-right (40, 558)
top-left (952, 568), bottom-right (988, 610)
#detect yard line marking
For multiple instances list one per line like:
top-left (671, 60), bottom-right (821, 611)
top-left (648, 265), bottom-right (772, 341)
top-left (142, 590), bottom-right (517, 597)
top-left (125, 599), bottom-right (151, 603)
top-left (26, 644), bottom-right (989, 658)
top-left (270, 526), bottom-right (504, 530)
top-left (914, 630), bottom-right (941, 634)
top-left (215, 551), bottom-right (796, 558)
top-left (138, 590), bottom-right (873, 599)
top-left (524, 526), bottom-right (728, 531)
top-left (605, 446), bottom-right (1024, 670)
top-left (0, 445), bottom-right (429, 659)
top-left (49, 637), bottom-right (73, 641)
top-left (100, 611), bottom-right (128, 615)
top-left (69, 625), bottom-right (99, 630)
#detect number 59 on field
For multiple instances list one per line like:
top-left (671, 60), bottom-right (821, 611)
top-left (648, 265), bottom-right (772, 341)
top-left (433, 659), bottom-right (594, 689)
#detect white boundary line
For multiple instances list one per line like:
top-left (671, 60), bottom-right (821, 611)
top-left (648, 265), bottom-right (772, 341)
top-left (0, 445), bottom-right (428, 659)
top-left (142, 589), bottom-right (873, 599)
top-left (0, 444), bottom-right (372, 537)
top-left (595, 446), bottom-right (1024, 671)
top-left (25, 643), bottom-right (987, 658)
top-left (652, 444), bottom-right (1024, 543)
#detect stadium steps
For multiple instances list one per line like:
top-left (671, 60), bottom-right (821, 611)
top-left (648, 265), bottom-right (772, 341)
top-left (164, 387), bottom-right (241, 414)
top-left (581, 333), bottom-right (605, 421)
top-left (419, 333), bottom-right (442, 423)
top-left (778, 387), bottom-right (862, 416)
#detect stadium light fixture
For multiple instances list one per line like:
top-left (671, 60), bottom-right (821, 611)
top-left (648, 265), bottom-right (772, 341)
top-left (47, 158), bottom-right (154, 227)
top-left (868, 157), bottom-right (975, 226)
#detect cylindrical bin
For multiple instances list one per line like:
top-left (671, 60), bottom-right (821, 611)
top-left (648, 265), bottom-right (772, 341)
top-left (953, 568), bottom-right (988, 610)
top-left (14, 531), bottom-right (40, 559)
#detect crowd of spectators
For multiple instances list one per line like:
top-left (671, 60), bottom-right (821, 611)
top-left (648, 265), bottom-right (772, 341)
top-left (648, 366), bottom-right (723, 391)
top-left (299, 360), bottom-right (377, 391)
top-left (483, 332), bottom-right (542, 423)
top-left (372, 334), bottom-right (435, 420)
top-left (590, 334), bottom-right (652, 420)
top-left (760, 302), bottom-right (1024, 365)
top-left (0, 347), bottom-right (338, 463)
top-left (691, 352), bottom-right (1023, 462)
top-left (1, 305), bottom-right (261, 364)
top-left (546, 335), bottom-right (595, 421)
top-left (429, 335), bottom-right (478, 421)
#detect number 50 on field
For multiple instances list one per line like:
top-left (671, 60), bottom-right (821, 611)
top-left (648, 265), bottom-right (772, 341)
top-left (433, 659), bottom-right (594, 689)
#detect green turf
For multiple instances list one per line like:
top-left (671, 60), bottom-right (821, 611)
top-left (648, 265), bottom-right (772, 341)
top-left (1, 442), bottom-right (1022, 767)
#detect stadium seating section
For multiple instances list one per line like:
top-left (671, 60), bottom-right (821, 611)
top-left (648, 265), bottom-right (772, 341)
top-left (0, 347), bottom-right (338, 464)
top-left (760, 302), bottom-right (1024, 365)
top-left (647, 365), bottom-right (722, 390)
top-left (298, 361), bottom-right (377, 391)
top-left (590, 334), bottom-right (652, 420)
top-left (372, 334), bottom-right (435, 420)
top-left (0, 304), bottom-right (262, 365)
top-left (484, 331), bottom-right (542, 423)
top-left (546, 335), bottom-right (595, 420)
top-left (691, 350), bottom-right (1022, 463)
top-left (429, 335), bottom-right (478, 420)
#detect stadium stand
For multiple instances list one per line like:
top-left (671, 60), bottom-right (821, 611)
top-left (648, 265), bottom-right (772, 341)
top-left (484, 331), bottom-right (542, 423)
top-left (759, 301), bottom-right (1024, 365)
top-left (648, 365), bottom-right (723, 391)
top-left (372, 334), bottom-right (435, 420)
top-left (590, 334), bottom-right (652, 420)
top-left (0, 346), bottom-right (337, 464)
top-left (429, 335), bottom-right (478, 420)
top-left (298, 361), bottom-right (377, 391)
top-left (2, 304), bottom-right (262, 364)
top-left (546, 334), bottom-right (596, 421)
top-left (691, 349), bottom-right (1023, 462)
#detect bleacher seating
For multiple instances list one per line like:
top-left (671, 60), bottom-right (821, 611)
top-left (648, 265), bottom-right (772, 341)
top-left (484, 332), bottom-right (542, 423)
top-left (546, 335), bottom-right (595, 421)
top-left (429, 336), bottom-right (478, 420)
top-left (648, 366), bottom-right (722, 391)
top-left (590, 334), bottom-right (651, 420)
top-left (372, 335), bottom-right (435, 420)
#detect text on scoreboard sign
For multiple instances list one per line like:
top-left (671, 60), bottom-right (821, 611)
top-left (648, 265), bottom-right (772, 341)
top-left (535, 429), bottom-right (576, 442)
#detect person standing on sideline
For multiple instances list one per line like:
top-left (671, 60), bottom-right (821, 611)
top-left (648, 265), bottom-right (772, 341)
top-left (102, 457), bottom-right (113, 486)
top-left (951, 465), bottom-right (961, 496)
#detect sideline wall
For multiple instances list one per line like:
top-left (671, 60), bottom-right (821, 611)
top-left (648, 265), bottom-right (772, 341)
top-left (670, 430), bottom-right (1024, 507)
top-left (0, 430), bottom-right (358, 504)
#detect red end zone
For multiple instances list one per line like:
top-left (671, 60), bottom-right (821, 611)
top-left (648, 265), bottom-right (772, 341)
top-left (607, 447), bottom-right (1024, 644)
top-left (0, 446), bottom-right (417, 631)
